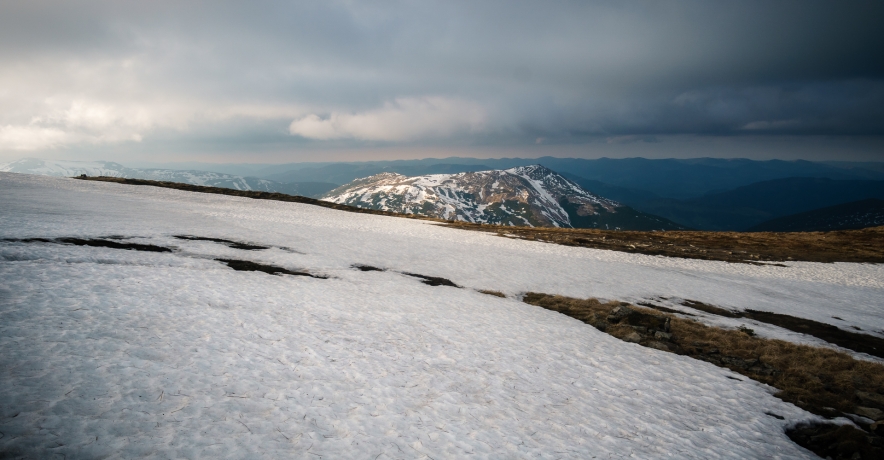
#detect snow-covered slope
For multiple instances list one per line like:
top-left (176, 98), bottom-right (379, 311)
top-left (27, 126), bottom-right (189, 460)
top-left (6, 173), bottom-right (884, 458)
top-left (322, 165), bottom-right (686, 230)
top-left (0, 158), bottom-right (329, 195)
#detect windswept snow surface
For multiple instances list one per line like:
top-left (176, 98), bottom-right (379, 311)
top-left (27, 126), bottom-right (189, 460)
top-left (3, 173), bottom-right (882, 458)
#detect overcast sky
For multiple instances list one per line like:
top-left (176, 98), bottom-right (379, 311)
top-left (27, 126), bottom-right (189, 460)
top-left (1, 0), bottom-right (882, 164)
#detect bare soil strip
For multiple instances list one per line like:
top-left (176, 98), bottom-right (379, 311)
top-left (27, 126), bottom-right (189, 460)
top-left (673, 299), bottom-right (884, 359)
top-left (744, 310), bottom-right (884, 358)
top-left (76, 176), bottom-right (884, 264)
top-left (5, 237), bottom-right (172, 252)
top-left (522, 293), bottom-right (884, 459)
top-left (7, 238), bottom-right (324, 278)
top-left (788, 422), bottom-right (884, 460)
top-left (402, 272), bottom-right (459, 287)
top-left (352, 264), bottom-right (385, 272)
top-left (174, 235), bottom-right (269, 250)
top-left (636, 302), bottom-right (697, 316)
top-left (215, 258), bottom-right (326, 278)
top-left (351, 265), bottom-right (459, 287)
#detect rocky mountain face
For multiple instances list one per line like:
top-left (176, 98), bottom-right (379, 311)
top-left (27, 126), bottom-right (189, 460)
top-left (321, 165), bottom-right (687, 230)
top-left (0, 158), bottom-right (338, 197)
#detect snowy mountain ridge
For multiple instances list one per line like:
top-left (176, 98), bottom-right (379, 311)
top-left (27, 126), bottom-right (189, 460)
top-left (322, 165), bottom-right (686, 230)
top-left (0, 158), bottom-right (280, 192)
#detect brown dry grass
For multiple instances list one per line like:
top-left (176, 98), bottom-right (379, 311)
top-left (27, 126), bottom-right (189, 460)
top-left (676, 299), bottom-right (884, 359)
top-left (523, 293), bottom-right (884, 418)
top-left (448, 221), bottom-right (884, 264)
top-left (672, 317), bottom-right (884, 416)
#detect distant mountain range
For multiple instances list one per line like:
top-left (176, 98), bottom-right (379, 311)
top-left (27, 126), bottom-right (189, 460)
top-left (321, 165), bottom-right (686, 230)
top-left (247, 157), bottom-right (884, 200)
top-left (6, 157), bottom-right (884, 231)
top-left (0, 158), bottom-right (338, 198)
top-left (583, 177), bottom-right (884, 231)
top-left (747, 199), bottom-right (884, 232)
top-left (234, 158), bottom-right (884, 230)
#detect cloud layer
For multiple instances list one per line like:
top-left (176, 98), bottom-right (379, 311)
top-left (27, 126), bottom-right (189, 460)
top-left (289, 98), bottom-right (486, 141)
top-left (0, 1), bottom-right (881, 160)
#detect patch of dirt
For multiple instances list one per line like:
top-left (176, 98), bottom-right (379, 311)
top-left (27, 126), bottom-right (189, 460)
top-left (479, 290), bottom-right (507, 298)
top-left (352, 264), bottom-right (385, 272)
top-left (354, 265), bottom-right (461, 287)
top-left (216, 258), bottom-right (326, 278)
top-left (5, 237), bottom-right (53, 243)
top-left (174, 235), bottom-right (269, 250)
top-left (680, 299), bottom-right (742, 317)
top-left (5, 237), bottom-right (172, 253)
top-left (100, 235), bottom-right (132, 240)
top-left (445, 221), bottom-right (884, 264)
top-left (786, 422), bottom-right (884, 460)
top-left (676, 299), bottom-right (884, 359)
top-left (636, 302), bottom-right (696, 316)
top-left (745, 310), bottom-right (884, 358)
top-left (403, 272), bottom-right (459, 287)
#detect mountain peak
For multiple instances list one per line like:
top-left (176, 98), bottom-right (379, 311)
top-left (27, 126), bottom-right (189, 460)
top-left (505, 164), bottom-right (551, 175)
top-left (322, 166), bottom-right (686, 230)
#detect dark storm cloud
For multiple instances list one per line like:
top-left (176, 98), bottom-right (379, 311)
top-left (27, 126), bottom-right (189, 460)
top-left (0, 0), bottom-right (882, 160)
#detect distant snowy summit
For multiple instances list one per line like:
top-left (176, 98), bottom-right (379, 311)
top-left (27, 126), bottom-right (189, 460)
top-left (322, 165), bottom-right (686, 230)
top-left (0, 158), bottom-right (338, 197)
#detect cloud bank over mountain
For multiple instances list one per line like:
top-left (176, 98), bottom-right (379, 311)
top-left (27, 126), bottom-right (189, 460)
top-left (0, 1), bottom-right (882, 162)
top-left (289, 97), bottom-right (486, 141)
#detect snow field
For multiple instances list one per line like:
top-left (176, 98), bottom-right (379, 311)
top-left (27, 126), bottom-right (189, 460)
top-left (2, 172), bottom-right (880, 457)
top-left (1, 249), bottom-right (813, 458)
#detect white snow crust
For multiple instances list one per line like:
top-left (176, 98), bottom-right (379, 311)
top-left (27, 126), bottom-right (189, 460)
top-left (3, 172), bottom-right (881, 458)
